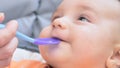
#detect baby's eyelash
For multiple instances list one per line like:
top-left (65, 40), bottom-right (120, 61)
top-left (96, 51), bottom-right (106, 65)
top-left (78, 16), bottom-right (90, 22)
top-left (52, 16), bottom-right (60, 21)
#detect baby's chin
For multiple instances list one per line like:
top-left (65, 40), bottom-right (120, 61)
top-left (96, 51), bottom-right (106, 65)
top-left (39, 40), bottom-right (72, 65)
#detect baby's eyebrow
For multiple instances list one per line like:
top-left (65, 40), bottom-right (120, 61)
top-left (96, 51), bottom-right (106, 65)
top-left (77, 4), bottom-right (97, 13)
top-left (51, 9), bottom-right (63, 21)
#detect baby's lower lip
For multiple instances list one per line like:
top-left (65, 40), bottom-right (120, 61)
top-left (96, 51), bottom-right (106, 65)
top-left (51, 38), bottom-right (61, 45)
top-left (48, 39), bottom-right (65, 46)
top-left (55, 38), bottom-right (69, 45)
top-left (56, 40), bottom-right (69, 46)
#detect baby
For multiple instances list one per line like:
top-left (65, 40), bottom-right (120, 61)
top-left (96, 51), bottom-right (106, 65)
top-left (39, 0), bottom-right (120, 68)
top-left (6, 0), bottom-right (120, 68)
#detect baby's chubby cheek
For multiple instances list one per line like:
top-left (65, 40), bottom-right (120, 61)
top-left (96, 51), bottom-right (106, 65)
top-left (44, 42), bottom-right (72, 63)
top-left (38, 26), bottom-right (51, 55)
top-left (38, 26), bottom-right (73, 63)
top-left (39, 26), bottom-right (52, 38)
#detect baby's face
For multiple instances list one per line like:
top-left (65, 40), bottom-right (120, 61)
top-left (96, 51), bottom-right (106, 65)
top-left (39, 0), bottom-right (120, 68)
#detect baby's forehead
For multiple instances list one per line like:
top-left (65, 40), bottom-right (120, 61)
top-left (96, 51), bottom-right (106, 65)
top-left (57, 0), bottom-right (120, 15)
top-left (61, 0), bottom-right (119, 7)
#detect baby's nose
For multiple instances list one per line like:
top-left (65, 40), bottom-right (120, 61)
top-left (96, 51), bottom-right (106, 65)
top-left (52, 18), bottom-right (67, 29)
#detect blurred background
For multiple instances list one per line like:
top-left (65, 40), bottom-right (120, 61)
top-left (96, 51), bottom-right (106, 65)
top-left (0, 0), bottom-right (62, 52)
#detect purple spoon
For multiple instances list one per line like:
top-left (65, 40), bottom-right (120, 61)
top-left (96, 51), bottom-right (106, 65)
top-left (16, 31), bottom-right (60, 45)
top-left (34, 38), bottom-right (60, 45)
top-left (0, 24), bottom-right (60, 45)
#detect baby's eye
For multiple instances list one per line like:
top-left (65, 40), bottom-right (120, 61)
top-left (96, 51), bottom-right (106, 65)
top-left (52, 16), bottom-right (61, 22)
top-left (78, 16), bottom-right (89, 22)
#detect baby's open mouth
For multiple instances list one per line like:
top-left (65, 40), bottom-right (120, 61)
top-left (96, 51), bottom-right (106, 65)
top-left (52, 37), bottom-right (62, 41)
top-left (52, 37), bottom-right (68, 44)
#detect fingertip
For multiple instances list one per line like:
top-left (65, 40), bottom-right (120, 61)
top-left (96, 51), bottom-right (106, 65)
top-left (0, 13), bottom-right (5, 22)
top-left (10, 37), bottom-right (18, 49)
top-left (9, 37), bottom-right (18, 52)
top-left (6, 20), bottom-right (18, 33)
top-left (13, 37), bottom-right (19, 44)
top-left (7, 20), bottom-right (18, 28)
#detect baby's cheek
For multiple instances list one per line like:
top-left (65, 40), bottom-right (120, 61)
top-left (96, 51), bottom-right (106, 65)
top-left (39, 26), bottom-right (52, 38)
top-left (50, 43), bottom-right (72, 61)
top-left (38, 26), bottom-right (53, 58)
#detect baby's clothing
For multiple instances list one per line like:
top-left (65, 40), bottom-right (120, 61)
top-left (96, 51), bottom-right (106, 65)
top-left (5, 48), bottom-right (52, 68)
top-left (6, 60), bottom-right (52, 68)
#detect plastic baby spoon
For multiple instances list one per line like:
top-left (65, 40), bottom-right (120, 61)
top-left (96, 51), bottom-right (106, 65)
top-left (0, 24), bottom-right (60, 45)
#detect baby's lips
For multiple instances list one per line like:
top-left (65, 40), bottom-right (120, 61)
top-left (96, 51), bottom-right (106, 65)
top-left (51, 29), bottom-right (70, 42)
top-left (51, 36), bottom-right (69, 44)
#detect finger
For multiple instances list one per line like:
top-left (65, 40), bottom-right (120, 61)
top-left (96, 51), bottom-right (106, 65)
top-left (0, 37), bottom-right (18, 59)
top-left (0, 13), bottom-right (4, 23)
top-left (0, 57), bottom-right (12, 67)
top-left (0, 20), bottom-right (18, 47)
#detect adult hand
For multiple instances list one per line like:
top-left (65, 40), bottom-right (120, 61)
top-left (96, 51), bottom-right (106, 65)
top-left (0, 13), bottom-right (18, 68)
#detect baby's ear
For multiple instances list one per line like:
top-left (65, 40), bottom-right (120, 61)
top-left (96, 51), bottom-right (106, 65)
top-left (106, 44), bottom-right (120, 68)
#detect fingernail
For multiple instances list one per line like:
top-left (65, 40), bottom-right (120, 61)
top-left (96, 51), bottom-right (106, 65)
top-left (0, 13), bottom-right (4, 23)
top-left (0, 13), bottom-right (4, 18)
